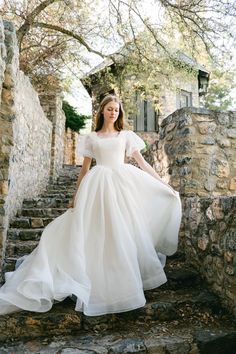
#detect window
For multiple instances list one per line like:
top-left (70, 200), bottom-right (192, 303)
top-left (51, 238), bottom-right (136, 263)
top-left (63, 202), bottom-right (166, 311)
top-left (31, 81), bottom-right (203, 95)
top-left (179, 90), bottom-right (192, 108)
top-left (134, 99), bottom-right (158, 132)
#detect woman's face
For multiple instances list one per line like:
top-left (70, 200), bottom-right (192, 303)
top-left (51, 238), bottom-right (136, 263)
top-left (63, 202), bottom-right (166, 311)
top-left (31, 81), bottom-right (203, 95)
top-left (102, 101), bottom-right (120, 124)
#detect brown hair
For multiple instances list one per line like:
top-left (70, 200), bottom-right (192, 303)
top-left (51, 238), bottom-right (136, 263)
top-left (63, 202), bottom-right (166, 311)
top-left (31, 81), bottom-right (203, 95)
top-left (94, 95), bottom-right (125, 132)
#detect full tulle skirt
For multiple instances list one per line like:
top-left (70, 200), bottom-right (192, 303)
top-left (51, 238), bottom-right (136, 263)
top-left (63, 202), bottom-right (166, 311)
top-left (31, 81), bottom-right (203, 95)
top-left (0, 163), bottom-right (182, 316)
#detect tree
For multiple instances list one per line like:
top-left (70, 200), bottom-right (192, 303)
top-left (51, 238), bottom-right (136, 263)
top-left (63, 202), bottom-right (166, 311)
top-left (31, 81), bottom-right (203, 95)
top-left (62, 101), bottom-right (91, 132)
top-left (204, 67), bottom-right (236, 111)
top-left (1, 0), bottom-right (235, 82)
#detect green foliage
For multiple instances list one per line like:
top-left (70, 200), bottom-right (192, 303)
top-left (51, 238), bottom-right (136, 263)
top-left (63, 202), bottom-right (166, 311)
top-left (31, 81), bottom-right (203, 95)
top-left (91, 30), bottom-right (197, 118)
top-left (62, 101), bottom-right (91, 132)
top-left (204, 67), bottom-right (236, 110)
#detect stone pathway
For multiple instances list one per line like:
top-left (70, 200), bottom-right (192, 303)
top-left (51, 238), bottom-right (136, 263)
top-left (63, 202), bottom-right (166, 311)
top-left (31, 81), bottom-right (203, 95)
top-left (0, 165), bottom-right (236, 353)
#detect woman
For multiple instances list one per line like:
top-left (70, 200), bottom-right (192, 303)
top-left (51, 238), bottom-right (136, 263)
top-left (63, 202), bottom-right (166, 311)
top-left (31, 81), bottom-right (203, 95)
top-left (0, 94), bottom-right (182, 316)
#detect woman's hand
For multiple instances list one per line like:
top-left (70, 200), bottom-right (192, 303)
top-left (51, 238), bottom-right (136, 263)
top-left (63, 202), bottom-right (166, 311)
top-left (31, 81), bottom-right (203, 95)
top-left (132, 150), bottom-right (179, 196)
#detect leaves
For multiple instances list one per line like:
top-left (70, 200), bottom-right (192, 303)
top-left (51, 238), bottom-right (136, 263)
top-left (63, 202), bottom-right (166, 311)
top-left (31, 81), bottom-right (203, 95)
top-left (63, 100), bottom-right (91, 132)
top-left (204, 66), bottom-right (236, 110)
top-left (1, 0), bottom-right (235, 99)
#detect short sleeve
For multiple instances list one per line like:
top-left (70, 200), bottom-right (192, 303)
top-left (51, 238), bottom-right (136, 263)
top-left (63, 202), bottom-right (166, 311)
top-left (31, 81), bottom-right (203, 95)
top-left (125, 130), bottom-right (146, 157)
top-left (77, 134), bottom-right (94, 159)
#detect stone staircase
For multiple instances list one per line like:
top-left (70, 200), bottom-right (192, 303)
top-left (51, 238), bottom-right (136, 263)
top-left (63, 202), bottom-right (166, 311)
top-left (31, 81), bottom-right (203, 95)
top-left (0, 165), bottom-right (236, 353)
top-left (3, 166), bottom-right (78, 273)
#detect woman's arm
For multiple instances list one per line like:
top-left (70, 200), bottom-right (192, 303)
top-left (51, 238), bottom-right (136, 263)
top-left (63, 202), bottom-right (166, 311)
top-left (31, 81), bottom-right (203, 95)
top-left (131, 150), bottom-right (177, 193)
top-left (68, 156), bottom-right (92, 208)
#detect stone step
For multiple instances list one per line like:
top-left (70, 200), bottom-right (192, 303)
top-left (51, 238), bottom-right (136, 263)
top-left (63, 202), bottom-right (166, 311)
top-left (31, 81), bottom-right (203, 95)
top-left (2, 256), bottom-right (202, 293)
top-left (2, 257), bottom-right (21, 273)
top-left (5, 240), bottom-right (39, 257)
top-left (2, 326), bottom-right (236, 354)
top-left (10, 216), bottom-right (54, 229)
top-left (22, 197), bottom-right (71, 208)
top-left (7, 228), bottom-right (43, 241)
top-left (41, 191), bottom-right (74, 198)
top-left (48, 184), bottom-right (76, 191)
top-left (1, 163), bottom-right (236, 350)
top-left (0, 291), bottom-right (235, 346)
top-left (155, 268), bottom-right (200, 291)
top-left (18, 208), bottom-right (67, 217)
top-left (59, 167), bottom-right (81, 178)
top-left (44, 191), bottom-right (75, 198)
top-left (46, 185), bottom-right (75, 191)
top-left (55, 177), bottom-right (78, 183)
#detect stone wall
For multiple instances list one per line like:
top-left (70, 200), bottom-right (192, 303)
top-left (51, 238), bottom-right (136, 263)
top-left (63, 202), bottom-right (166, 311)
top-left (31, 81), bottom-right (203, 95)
top-left (137, 131), bottom-right (159, 148)
top-left (184, 195), bottom-right (236, 317)
top-left (0, 19), bottom-right (55, 274)
top-left (38, 91), bottom-right (66, 180)
top-left (64, 128), bottom-right (81, 165)
top-left (143, 106), bottom-right (236, 317)
top-left (0, 18), bottom-right (6, 97)
top-left (158, 107), bottom-right (236, 197)
top-left (6, 70), bottom-right (52, 220)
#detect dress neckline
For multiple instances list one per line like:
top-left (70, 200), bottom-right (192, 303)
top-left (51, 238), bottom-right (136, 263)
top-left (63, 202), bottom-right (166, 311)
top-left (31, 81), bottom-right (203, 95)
top-left (94, 130), bottom-right (123, 139)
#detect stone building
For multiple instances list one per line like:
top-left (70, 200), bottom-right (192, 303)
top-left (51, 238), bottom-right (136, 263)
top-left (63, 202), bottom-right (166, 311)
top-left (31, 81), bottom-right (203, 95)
top-left (81, 48), bottom-right (209, 145)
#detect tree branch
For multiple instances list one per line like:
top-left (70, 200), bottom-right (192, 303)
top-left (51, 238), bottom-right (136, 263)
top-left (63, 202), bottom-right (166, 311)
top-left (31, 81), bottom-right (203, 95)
top-left (17, 0), bottom-right (61, 49)
top-left (32, 22), bottom-right (105, 58)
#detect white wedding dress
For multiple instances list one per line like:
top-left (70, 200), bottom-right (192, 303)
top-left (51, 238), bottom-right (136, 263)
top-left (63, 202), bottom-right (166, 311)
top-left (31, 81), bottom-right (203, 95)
top-left (0, 130), bottom-right (182, 316)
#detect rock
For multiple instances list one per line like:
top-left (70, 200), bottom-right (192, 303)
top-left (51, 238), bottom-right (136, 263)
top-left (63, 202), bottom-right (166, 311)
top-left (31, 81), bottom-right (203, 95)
top-left (224, 231), bottom-right (236, 251)
top-left (217, 138), bottom-right (231, 148)
top-left (198, 236), bottom-right (209, 251)
top-left (10, 218), bottom-right (30, 228)
top-left (224, 251), bottom-right (233, 263)
top-left (217, 113), bottom-right (229, 125)
top-left (205, 206), bottom-right (213, 221)
top-left (227, 129), bottom-right (236, 138)
top-left (166, 132), bottom-right (174, 141)
top-left (58, 350), bottom-right (97, 354)
top-left (210, 158), bottom-right (230, 178)
top-left (204, 179), bottom-right (216, 192)
top-left (179, 166), bottom-right (191, 176)
top-left (219, 197), bottom-right (234, 213)
top-left (165, 268), bottom-right (199, 287)
top-left (0, 181), bottom-right (8, 195)
top-left (225, 265), bottom-right (234, 276)
top-left (151, 302), bottom-right (177, 321)
top-left (198, 122), bottom-right (217, 135)
top-left (108, 338), bottom-right (146, 353)
top-left (194, 329), bottom-right (236, 354)
top-left (176, 127), bottom-right (195, 137)
top-left (164, 144), bottom-right (175, 155)
top-left (178, 114), bottom-right (193, 128)
top-left (216, 180), bottom-right (228, 189)
top-left (31, 218), bottom-right (44, 228)
top-left (166, 122), bottom-right (176, 133)
top-left (177, 140), bottom-right (195, 154)
top-left (210, 244), bottom-right (222, 257)
top-left (175, 156), bottom-right (192, 166)
top-left (200, 136), bottom-right (216, 145)
top-left (211, 200), bottom-right (224, 220)
top-left (229, 177), bottom-right (236, 190)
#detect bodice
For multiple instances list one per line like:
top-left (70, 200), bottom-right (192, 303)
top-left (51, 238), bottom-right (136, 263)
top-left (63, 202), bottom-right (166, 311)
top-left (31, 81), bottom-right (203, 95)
top-left (77, 129), bottom-right (146, 167)
top-left (90, 132), bottom-right (126, 167)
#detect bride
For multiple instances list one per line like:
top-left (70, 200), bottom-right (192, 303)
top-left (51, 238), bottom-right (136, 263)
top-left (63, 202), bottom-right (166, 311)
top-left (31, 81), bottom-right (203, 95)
top-left (0, 94), bottom-right (182, 316)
